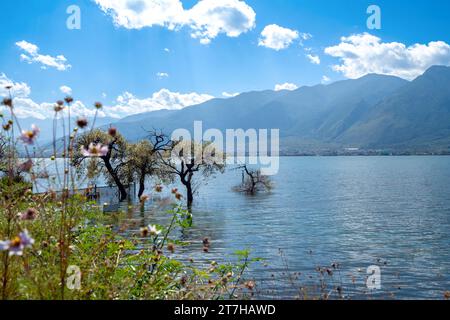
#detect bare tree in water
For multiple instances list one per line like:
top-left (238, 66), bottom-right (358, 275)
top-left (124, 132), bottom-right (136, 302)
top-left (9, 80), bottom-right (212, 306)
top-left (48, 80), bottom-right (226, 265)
top-left (127, 131), bottom-right (174, 198)
top-left (234, 164), bottom-right (273, 195)
top-left (161, 140), bottom-right (225, 210)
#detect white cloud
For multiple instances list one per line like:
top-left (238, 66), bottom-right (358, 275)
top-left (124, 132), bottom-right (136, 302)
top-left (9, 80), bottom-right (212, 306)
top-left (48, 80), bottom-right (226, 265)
top-left (0, 73), bottom-right (31, 98)
top-left (300, 33), bottom-right (312, 41)
top-left (274, 83), bottom-right (298, 91)
top-left (258, 24), bottom-right (299, 51)
top-left (156, 72), bottom-right (169, 79)
top-left (16, 40), bottom-right (71, 71)
top-left (325, 33), bottom-right (450, 80)
top-left (187, 0), bottom-right (256, 44)
top-left (1, 73), bottom-right (212, 120)
top-left (322, 75), bottom-right (331, 84)
top-left (60, 85), bottom-right (72, 95)
top-left (1, 74), bottom-right (103, 119)
top-left (306, 54), bottom-right (320, 65)
top-left (94, 0), bottom-right (256, 44)
top-left (222, 92), bottom-right (239, 98)
top-left (164, 48), bottom-right (171, 53)
top-left (105, 88), bottom-right (214, 118)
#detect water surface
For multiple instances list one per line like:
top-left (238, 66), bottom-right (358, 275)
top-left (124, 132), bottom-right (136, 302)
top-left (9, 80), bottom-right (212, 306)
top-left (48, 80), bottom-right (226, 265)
top-left (106, 157), bottom-right (450, 299)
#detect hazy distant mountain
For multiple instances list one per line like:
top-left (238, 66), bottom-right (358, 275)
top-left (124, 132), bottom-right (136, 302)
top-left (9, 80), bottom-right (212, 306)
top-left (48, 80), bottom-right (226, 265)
top-left (105, 66), bottom-right (450, 153)
top-left (336, 66), bottom-right (450, 150)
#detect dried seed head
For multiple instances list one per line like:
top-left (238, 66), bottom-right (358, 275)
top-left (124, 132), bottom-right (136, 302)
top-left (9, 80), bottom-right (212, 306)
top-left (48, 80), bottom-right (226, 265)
top-left (76, 117), bottom-right (88, 129)
top-left (2, 98), bottom-right (12, 107)
top-left (108, 127), bottom-right (117, 137)
top-left (64, 96), bottom-right (74, 104)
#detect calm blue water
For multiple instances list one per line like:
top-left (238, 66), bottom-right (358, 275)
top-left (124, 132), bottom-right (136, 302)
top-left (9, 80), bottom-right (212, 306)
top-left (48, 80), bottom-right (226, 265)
top-left (106, 157), bottom-right (450, 299)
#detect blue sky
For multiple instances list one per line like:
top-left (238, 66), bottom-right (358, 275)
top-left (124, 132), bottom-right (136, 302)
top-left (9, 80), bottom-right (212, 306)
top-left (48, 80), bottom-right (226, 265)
top-left (1, 0), bottom-right (450, 119)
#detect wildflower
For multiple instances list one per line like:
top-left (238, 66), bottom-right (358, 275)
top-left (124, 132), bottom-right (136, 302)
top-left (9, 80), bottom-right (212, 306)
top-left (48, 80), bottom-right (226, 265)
top-left (54, 104), bottom-right (64, 113)
top-left (81, 143), bottom-right (108, 157)
top-left (140, 227), bottom-right (149, 237)
top-left (94, 102), bottom-right (103, 109)
top-left (108, 127), bottom-right (117, 137)
top-left (3, 237), bottom-right (23, 256)
top-left (2, 124), bottom-right (11, 131)
top-left (20, 125), bottom-right (40, 145)
top-left (245, 281), bottom-right (255, 290)
top-left (148, 225), bottom-right (161, 237)
top-left (64, 96), bottom-right (74, 104)
top-left (171, 188), bottom-right (178, 194)
top-left (1, 97), bottom-right (12, 107)
top-left (0, 230), bottom-right (35, 256)
top-left (167, 243), bottom-right (175, 253)
top-left (18, 159), bottom-right (33, 172)
top-left (154, 185), bottom-right (163, 193)
top-left (20, 208), bottom-right (38, 221)
top-left (76, 117), bottom-right (88, 129)
top-left (140, 195), bottom-right (149, 203)
top-left (55, 100), bottom-right (64, 111)
top-left (175, 193), bottom-right (183, 201)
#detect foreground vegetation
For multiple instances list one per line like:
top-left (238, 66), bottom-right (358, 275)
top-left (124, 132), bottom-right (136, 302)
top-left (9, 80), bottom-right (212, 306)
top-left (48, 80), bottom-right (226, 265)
top-left (0, 93), bottom-right (257, 300)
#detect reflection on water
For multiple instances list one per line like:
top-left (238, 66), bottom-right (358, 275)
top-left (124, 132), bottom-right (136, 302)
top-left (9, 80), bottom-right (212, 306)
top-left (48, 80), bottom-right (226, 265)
top-left (79, 157), bottom-right (450, 299)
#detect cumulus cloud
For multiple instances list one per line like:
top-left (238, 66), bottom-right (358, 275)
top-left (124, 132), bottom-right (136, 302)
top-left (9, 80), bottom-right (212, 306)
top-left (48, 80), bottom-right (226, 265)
top-left (258, 24), bottom-right (299, 51)
top-left (16, 40), bottom-right (71, 71)
top-left (60, 85), bottom-right (72, 95)
top-left (324, 33), bottom-right (450, 80)
top-left (274, 83), bottom-right (298, 91)
top-left (222, 92), bottom-right (239, 98)
top-left (1, 73), bottom-right (213, 120)
top-left (94, 0), bottom-right (256, 44)
top-left (306, 54), bottom-right (320, 65)
top-left (0, 73), bottom-right (31, 98)
top-left (0, 74), bottom-right (103, 119)
top-left (104, 89), bottom-right (214, 118)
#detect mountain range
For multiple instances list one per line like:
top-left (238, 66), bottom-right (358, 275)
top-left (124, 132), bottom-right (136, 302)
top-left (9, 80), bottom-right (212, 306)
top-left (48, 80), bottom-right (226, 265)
top-left (107, 65), bottom-right (450, 154)
top-left (33, 65), bottom-right (450, 155)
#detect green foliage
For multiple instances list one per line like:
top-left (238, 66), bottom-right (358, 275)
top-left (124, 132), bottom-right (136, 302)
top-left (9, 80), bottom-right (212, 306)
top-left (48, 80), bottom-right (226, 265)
top-left (0, 190), bottom-right (255, 300)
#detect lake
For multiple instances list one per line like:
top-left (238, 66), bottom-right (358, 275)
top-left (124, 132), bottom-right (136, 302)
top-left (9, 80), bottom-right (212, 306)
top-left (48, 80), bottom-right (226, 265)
top-left (115, 156), bottom-right (450, 299)
top-left (37, 156), bottom-right (449, 299)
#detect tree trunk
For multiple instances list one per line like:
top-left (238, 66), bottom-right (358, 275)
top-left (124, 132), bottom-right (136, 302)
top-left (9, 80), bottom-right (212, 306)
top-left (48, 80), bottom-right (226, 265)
top-left (138, 170), bottom-right (146, 198)
top-left (103, 159), bottom-right (128, 202)
top-left (186, 182), bottom-right (194, 210)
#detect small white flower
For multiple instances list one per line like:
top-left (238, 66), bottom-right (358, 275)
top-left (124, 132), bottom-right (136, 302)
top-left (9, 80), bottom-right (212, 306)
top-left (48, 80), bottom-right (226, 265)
top-left (148, 225), bottom-right (161, 237)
